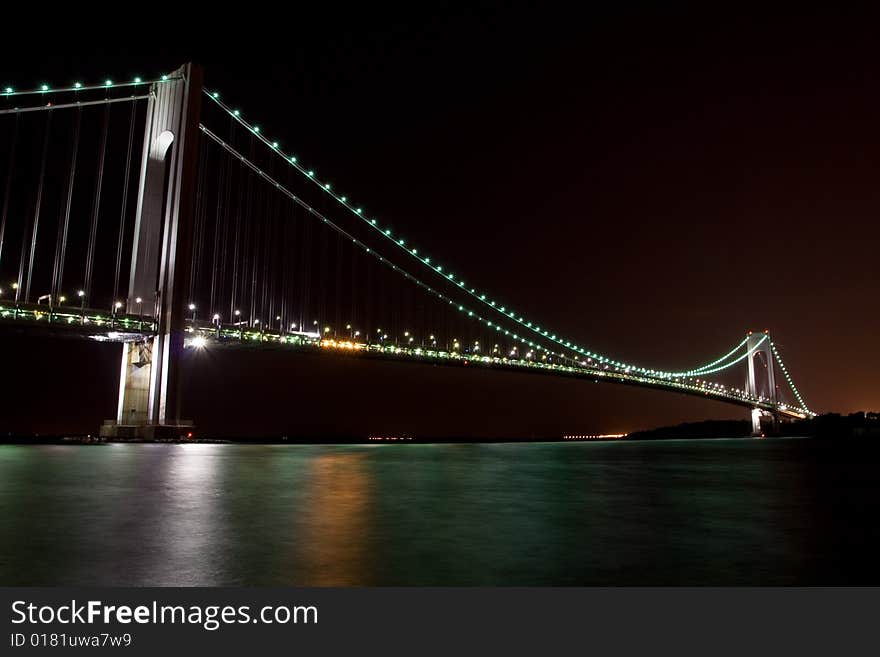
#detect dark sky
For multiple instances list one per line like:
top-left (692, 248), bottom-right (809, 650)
top-left (1, 6), bottom-right (878, 436)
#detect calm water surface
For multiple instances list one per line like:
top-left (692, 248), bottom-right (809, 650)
top-left (1, 437), bottom-right (878, 585)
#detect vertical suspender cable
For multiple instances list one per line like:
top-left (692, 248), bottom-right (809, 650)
top-left (258, 186), bottom-right (271, 324)
top-left (390, 266), bottom-right (397, 340)
top-left (21, 110), bottom-right (53, 303)
top-left (444, 293), bottom-right (450, 351)
top-left (218, 152), bottom-right (233, 319)
top-left (318, 218), bottom-right (328, 331)
top-left (404, 278), bottom-right (410, 342)
top-left (258, 187), bottom-right (267, 326)
top-left (189, 134), bottom-right (208, 306)
top-left (406, 281), bottom-right (413, 342)
top-left (279, 200), bottom-right (290, 332)
top-left (262, 174), bottom-right (274, 324)
top-left (230, 159), bottom-right (244, 319)
top-left (277, 180), bottom-right (288, 330)
top-left (299, 203), bottom-right (312, 331)
top-left (84, 104), bottom-right (110, 300)
top-left (0, 114), bottom-right (19, 274)
top-left (52, 107), bottom-right (81, 301)
top-left (197, 137), bottom-right (211, 305)
top-left (418, 282), bottom-right (424, 346)
top-left (228, 119), bottom-right (242, 319)
top-left (377, 264), bottom-right (385, 340)
top-left (248, 159), bottom-right (262, 326)
top-left (219, 113), bottom-right (236, 321)
top-left (293, 204), bottom-right (301, 331)
top-left (198, 139), bottom-right (211, 304)
top-left (241, 137), bottom-right (254, 324)
top-left (294, 203), bottom-right (304, 330)
top-left (209, 143), bottom-right (226, 317)
top-left (365, 252), bottom-right (373, 339)
top-left (348, 233), bottom-right (358, 327)
top-left (391, 267), bottom-right (398, 343)
top-left (334, 229), bottom-right (342, 334)
top-left (287, 200), bottom-right (300, 331)
top-left (266, 190), bottom-right (278, 328)
top-left (113, 101), bottom-right (136, 303)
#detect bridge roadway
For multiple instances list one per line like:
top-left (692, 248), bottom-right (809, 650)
top-left (0, 301), bottom-right (809, 419)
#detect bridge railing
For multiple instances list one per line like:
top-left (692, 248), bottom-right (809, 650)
top-left (178, 322), bottom-right (797, 414)
top-left (0, 300), bottom-right (155, 338)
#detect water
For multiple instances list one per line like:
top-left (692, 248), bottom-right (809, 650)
top-left (1, 437), bottom-right (878, 585)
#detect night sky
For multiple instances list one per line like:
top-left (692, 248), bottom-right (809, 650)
top-left (1, 7), bottom-right (877, 437)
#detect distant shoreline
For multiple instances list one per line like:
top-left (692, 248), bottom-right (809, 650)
top-left (0, 436), bottom-right (771, 446)
top-left (2, 412), bottom-right (876, 445)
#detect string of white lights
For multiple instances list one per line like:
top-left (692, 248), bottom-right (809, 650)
top-left (0, 75), bottom-right (174, 97)
top-left (769, 340), bottom-right (812, 414)
top-left (685, 335), bottom-right (765, 376)
top-left (684, 336), bottom-right (750, 375)
top-left (0, 71), bottom-right (815, 412)
top-left (199, 87), bottom-right (766, 379)
top-left (0, 73), bottom-right (810, 387)
top-left (199, 124), bottom-right (570, 362)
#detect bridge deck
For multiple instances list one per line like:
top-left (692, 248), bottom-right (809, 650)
top-left (0, 301), bottom-right (808, 418)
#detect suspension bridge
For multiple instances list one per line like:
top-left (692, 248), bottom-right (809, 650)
top-left (0, 63), bottom-right (814, 438)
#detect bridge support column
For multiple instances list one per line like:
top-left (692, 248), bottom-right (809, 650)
top-left (116, 341), bottom-right (152, 426)
top-left (746, 331), bottom-right (779, 437)
top-left (751, 408), bottom-right (763, 436)
top-left (101, 64), bottom-right (202, 440)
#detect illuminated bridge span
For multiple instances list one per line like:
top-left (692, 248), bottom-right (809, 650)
top-left (0, 64), bottom-right (814, 437)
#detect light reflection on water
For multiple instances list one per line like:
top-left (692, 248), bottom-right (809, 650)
top-left (0, 438), bottom-right (877, 585)
top-left (297, 452), bottom-right (371, 585)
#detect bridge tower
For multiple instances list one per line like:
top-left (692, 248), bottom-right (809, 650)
top-left (746, 331), bottom-right (778, 436)
top-left (101, 64), bottom-right (203, 439)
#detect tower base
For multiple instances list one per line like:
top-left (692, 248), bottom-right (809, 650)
top-left (99, 420), bottom-right (194, 441)
top-left (750, 408), bottom-right (780, 437)
top-left (751, 408), bottom-right (763, 436)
